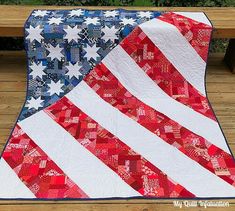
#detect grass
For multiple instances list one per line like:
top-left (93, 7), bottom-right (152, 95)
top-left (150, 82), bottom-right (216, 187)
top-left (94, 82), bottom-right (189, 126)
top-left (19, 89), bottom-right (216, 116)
top-left (0, 0), bottom-right (154, 6)
top-left (111, 0), bottom-right (153, 6)
top-left (21, 0), bottom-right (44, 4)
top-left (0, 0), bottom-right (44, 4)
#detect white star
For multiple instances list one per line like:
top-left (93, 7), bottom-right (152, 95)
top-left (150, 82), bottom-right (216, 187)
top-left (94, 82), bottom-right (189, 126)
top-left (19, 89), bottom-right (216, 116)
top-left (26, 25), bottom-right (43, 43)
top-left (65, 62), bottom-right (83, 79)
top-left (64, 26), bottom-right (81, 42)
top-left (48, 17), bottom-right (63, 25)
top-left (84, 17), bottom-right (100, 25)
top-left (48, 81), bottom-right (63, 96)
top-left (102, 26), bottom-right (119, 42)
top-left (83, 44), bottom-right (100, 61)
top-left (69, 9), bottom-right (84, 17)
top-left (26, 97), bottom-right (44, 110)
top-left (121, 18), bottom-right (136, 26)
top-left (46, 44), bottom-right (64, 60)
top-left (32, 10), bottom-right (49, 17)
top-left (137, 11), bottom-right (153, 19)
top-left (103, 10), bottom-right (119, 17)
top-left (29, 62), bottom-right (46, 79)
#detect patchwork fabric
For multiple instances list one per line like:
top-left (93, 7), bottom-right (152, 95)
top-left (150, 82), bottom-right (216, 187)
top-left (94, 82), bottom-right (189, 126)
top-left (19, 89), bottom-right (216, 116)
top-left (84, 62), bottom-right (235, 186)
top-left (120, 25), bottom-right (216, 120)
top-left (2, 125), bottom-right (87, 198)
top-left (1, 9), bottom-right (235, 200)
top-left (20, 9), bottom-right (161, 121)
top-left (45, 97), bottom-right (194, 198)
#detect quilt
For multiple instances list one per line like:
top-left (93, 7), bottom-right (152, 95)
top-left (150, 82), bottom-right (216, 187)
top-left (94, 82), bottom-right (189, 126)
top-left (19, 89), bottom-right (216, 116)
top-left (0, 9), bottom-right (235, 200)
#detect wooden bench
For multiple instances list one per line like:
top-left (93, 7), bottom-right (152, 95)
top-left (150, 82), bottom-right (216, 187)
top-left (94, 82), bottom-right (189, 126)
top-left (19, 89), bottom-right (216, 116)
top-left (0, 5), bottom-right (235, 72)
top-left (0, 5), bottom-right (235, 211)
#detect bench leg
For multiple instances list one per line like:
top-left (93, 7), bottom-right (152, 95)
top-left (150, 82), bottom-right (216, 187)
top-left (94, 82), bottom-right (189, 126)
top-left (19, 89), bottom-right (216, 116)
top-left (224, 39), bottom-right (235, 73)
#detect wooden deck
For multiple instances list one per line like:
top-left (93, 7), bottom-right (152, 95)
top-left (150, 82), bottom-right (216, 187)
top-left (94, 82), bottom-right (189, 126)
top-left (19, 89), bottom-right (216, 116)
top-left (0, 51), bottom-right (235, 210)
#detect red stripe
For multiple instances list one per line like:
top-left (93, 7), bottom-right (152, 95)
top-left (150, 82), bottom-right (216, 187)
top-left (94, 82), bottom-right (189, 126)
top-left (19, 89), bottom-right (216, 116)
top-left (2, 125), bottom-right (88, 199)
top-left (158, 12), bottom-right (212, 61)
top-left (84, 62), bottom-right (235, 187)
top-left (119, 26), bottom-right (216, 121)
top-left (45, 96), bottom-right (195, 198)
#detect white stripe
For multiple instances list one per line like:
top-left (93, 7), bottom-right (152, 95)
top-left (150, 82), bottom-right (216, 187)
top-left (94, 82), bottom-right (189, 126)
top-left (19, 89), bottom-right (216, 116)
top-left (0, 158), bottom-right (35, 199)
top-left (173, 12), bottom-right (211, 26)
top-left (66, 81), bottom-right (235, 197)
top-left (102, 45), bottom-right (230, 154)
top-left (18, 112), bottom-right (141, 198)
top-left (139, 18), bottom-right (206, 96)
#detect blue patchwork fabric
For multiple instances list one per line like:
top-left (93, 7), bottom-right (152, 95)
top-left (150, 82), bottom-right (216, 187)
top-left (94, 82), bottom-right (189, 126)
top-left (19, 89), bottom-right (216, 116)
top-left (20, 9), bottom-right (162, 121)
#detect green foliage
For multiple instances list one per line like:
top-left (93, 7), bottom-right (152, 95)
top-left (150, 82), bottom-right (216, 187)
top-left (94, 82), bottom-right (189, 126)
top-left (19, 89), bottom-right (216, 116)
top-left (42, 0), bottom-right (136, 6)
top-left (0, 0), bottom-right (44, 4)
top-left (22, 0), bottom-right (44, 4)
top-left (42, 0), bottom-right (235, 7)
top-left (197, 0), bottom-right (235, 7)
top-left (210, 39), bottom-right (229, 53)
top-left (1, 0), bottom-right (235, 6)
top-left (42, 0), bottom-right (110, 6)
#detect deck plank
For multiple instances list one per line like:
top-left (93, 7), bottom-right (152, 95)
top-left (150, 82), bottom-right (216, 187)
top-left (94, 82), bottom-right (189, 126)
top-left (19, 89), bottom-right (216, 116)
top-left (0, 203), bottom-right (234, 210)
top-left (0, 51), bottom-right (235, 209)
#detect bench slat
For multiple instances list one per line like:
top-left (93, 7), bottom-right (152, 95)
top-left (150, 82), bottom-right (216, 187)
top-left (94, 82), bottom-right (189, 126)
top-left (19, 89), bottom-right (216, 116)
top-left (0, 6), bottom-right (235, 38)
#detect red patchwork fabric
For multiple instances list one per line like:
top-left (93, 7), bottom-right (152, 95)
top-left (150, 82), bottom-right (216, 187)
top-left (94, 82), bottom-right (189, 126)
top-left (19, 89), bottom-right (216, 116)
top-left (120, 26), bottom-right (216, 121)
top-left (1, 9), bottom-right (235, 200)
top-left (84, 62), bottom-right (235, 187)
top-left (2, 125), bottom-right (88, 198)
top-left (45, 97), bottom-right (195, 198)
top-left (158, 12), bottom-right (212, 61)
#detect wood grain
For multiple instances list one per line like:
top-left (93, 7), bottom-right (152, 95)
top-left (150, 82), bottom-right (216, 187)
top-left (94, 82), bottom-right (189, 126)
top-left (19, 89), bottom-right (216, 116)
top-left (0, 51), bottom-right (235, 209)
top-left (0, 203), bottom-right (234, 211)
top-left (0, 6), bottom-right (235, 38)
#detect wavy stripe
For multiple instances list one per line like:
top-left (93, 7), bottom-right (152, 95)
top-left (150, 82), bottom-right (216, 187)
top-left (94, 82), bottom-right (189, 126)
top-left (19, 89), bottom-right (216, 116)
top-left (158, 12), bottom-right (212, 61)
top-left (18, 111), bottom-right (140, 198)
top-left (84, 61), bottom-right (235, 187)
top-left (173, 12), bottom-right (212, 26)
top-left (0, 158), bottom-right (36, 199)
top-left (102, 45), bottom-right (229, 154)
top-left (120, 26), bottom-right (215, 120)
top-left (65, 81), bottom-right (235, 197)
top-left (44, 96), bottom-right (194, 198)
top-left (139, 18), bottom-right (206, 96)
top-left (2, 125), bottom-right (88, 199)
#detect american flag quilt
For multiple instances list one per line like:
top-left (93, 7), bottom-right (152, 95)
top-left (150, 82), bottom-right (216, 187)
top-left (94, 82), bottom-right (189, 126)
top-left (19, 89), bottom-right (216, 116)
top-left (0, 9), bottom-right (235, 200)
